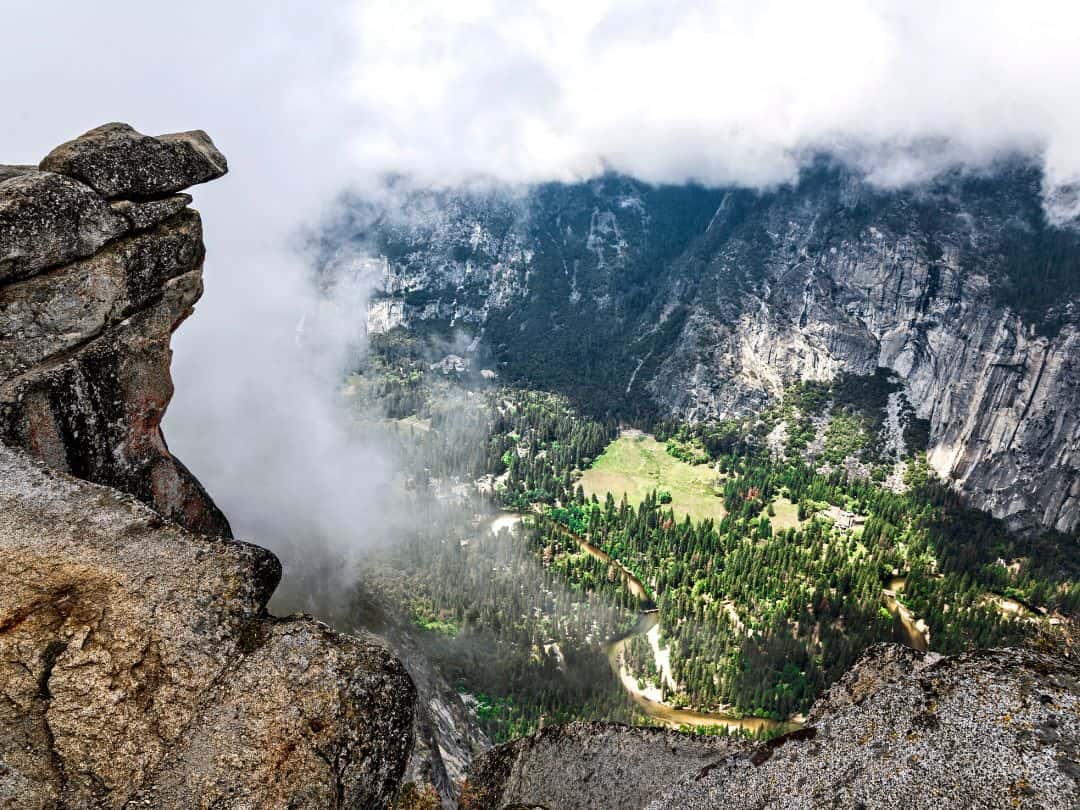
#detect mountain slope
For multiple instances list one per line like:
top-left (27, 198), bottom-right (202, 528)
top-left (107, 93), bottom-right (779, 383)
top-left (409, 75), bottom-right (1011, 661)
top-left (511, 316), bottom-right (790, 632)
top-left (325, 161), bottom-right (1080, 535)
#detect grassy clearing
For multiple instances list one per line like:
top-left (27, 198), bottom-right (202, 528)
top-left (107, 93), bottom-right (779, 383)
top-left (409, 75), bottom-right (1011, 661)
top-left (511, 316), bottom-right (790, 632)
top-left (579, 430), bottom-right (726, 523)
top-left (765, 496), bottom-right (803, 531)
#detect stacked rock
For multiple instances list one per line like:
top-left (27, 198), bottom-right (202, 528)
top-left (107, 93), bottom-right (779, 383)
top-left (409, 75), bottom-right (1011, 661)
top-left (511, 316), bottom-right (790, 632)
top-left (0, 124), bottom-right (416, 809)
top-left (0, 124), bottom-right (231, 536)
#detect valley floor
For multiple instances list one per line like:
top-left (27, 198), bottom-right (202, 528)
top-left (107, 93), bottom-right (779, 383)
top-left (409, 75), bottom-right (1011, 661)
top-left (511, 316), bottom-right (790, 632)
top-left (579, 430), bottom-right (727, 524)
top-left (341, 334), bottom-right (1078, 799)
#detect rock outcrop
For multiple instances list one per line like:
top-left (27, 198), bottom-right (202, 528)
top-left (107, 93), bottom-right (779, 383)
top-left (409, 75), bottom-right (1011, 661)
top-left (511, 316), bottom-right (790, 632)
top-left (648, 644), bottom-right (1080, 810)
top-left (463, 721), bottom-right (741, 810)
top-left (0, 444), bottom-right (414, 808)
top-left (0, 170), bottom-right (127, 283)
top-left (40, 123), bottom-right (227, 200)
top-left (465, 645), bottom-right (1080, 810)
top-left (391, 632), bottom-right (491, 806)
top-left (0, 125), bottom-right (416, 808)
top-left (1, 128), bottom-right (231, 536)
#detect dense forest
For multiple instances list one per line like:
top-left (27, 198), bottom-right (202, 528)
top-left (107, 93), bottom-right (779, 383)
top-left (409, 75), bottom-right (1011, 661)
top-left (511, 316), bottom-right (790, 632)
top-left (351, 500), bottom-right (639, 742)
top-left (349, 330), bottom-right (1078, 736)
top-left (482, 384), bottom-right (1078, 719)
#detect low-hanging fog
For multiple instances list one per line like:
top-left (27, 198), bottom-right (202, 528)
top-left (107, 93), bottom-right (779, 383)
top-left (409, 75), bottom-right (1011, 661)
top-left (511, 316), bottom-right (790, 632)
top-left (3, 1), bottom-right (1080, 603)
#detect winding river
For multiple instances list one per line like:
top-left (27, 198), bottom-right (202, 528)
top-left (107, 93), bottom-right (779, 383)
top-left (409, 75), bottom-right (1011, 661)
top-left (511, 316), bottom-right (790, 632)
top-left (513, 515), bottom-right (800, 733)
top-left (487, 511), bottom-right (930, 734)
top-left (884, 576), bottom-right (931, 651)
top-left (604, 612), bottom-right (801, 734)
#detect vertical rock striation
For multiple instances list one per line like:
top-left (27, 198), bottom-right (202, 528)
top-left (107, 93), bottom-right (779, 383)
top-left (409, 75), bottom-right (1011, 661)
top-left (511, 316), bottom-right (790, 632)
top-left (645, 170), bottom-right (1080, 535)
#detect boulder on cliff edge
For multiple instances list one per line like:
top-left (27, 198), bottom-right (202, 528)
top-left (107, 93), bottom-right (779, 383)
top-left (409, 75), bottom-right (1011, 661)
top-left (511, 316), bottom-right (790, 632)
top-left (40, 122), bottom-right (227, 199)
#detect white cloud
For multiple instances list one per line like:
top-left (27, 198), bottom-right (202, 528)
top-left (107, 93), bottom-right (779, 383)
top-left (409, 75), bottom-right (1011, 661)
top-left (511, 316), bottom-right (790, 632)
top-left (342, 0), bottom-right (1080, 206)
top-left (1, 0), bottom-right (1078, 575)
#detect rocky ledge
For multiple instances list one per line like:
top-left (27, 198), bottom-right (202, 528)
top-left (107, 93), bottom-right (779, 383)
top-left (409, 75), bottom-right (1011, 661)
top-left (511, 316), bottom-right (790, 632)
top-left (462, 721), bottom-right (741, 809)
top-left (650, 644), bottom-right (1080, 809)
top-left (0, 125), bottom-right (415, 808)
top-left (467, 645), bottom-right (1080, 810)
top-left (1, 123), bottom-right (232, 536)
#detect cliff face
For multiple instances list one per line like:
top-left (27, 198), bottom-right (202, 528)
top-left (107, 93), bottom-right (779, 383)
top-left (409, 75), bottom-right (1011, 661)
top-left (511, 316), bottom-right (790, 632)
top-left (645, 168), bottom-right (1080, 536)
top-left (0, 125), bottom-right (415, 808)
top-left (336, 165), bottom-right (1080, 534)
top-left (0, 124), bottom-right (231, 537)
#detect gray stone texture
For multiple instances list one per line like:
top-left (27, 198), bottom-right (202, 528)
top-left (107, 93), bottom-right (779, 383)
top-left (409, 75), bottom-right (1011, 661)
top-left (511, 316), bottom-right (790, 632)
top-left (40, 122), bottom-right (227, 199)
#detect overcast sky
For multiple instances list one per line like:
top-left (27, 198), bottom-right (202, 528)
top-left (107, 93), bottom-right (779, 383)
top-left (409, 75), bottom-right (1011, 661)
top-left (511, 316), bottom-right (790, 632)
top-left (2, 0), bottom-right (1078, 563)
top-left (5, 2), bottom-right (1079, 204)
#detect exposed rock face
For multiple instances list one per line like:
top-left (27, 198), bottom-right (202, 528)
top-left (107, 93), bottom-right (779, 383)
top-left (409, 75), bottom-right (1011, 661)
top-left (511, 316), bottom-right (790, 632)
top-left (643, 173), bottom-right (1080, 536)
top-left (0, 166), bottom-right (35, 183)
top-left (0, 444), bottom-right (414, 809)
top-left (0, 124), bottom-right (417, 808)
top-left (0, 135), bottom-right (230, 536)
top-left (393, 633), bottom-right (490, 806)
top-left (111, 193), bottom-right (193, 231)
top-left (464, 646), bottom-right (1080, 810)
top-left (0, 171), bottom-right (127, 283)
top-left (463, 721), bottom-right (742, 810)
top-left (647, 644), bottom-right (1080, 810)
top-left (40, 123), bottom-right (228, 199)
top-left (345, 591), bottom-right (494, 810)
top-left (295, 576), bottom-right (492, 807)
top-left (337, 165), bottom-right (1080, 534)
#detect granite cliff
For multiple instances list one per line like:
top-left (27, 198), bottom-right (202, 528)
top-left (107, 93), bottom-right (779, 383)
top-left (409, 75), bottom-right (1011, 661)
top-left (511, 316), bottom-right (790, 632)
top-left (0, 124), bottom-right (415, 808)
top-left (1, 123), bottom-right (231, 537)
top-left (332, 164), bottom-right (1080, 536)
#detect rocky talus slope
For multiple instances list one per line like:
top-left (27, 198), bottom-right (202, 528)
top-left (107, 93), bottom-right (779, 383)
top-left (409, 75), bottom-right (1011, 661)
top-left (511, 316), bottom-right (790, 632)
top-left (467, 645), bottom-right (1080, 810)
top-left (0, 125), bottom-right (415, 808)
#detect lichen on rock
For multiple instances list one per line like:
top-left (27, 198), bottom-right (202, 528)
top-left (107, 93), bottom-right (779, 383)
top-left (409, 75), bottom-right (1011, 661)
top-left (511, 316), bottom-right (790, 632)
top-left (0, 170), bottom-right (128, 283)
top-left (40, 122), bottom-right (227, 200)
